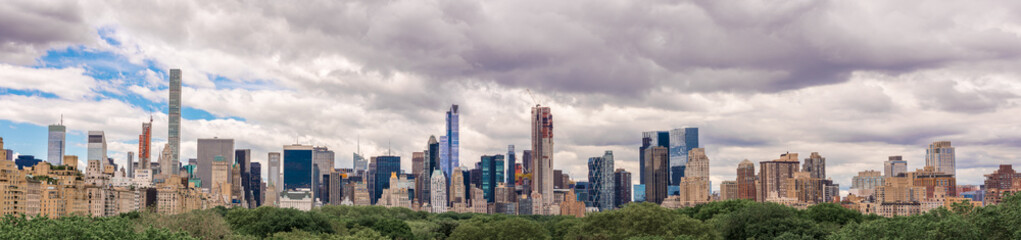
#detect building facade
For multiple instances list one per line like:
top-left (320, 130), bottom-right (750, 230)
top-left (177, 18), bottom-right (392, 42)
top-left (926, 141), bottom-right (955, 176)
top-left (531, 105), bottom-right (554, 208)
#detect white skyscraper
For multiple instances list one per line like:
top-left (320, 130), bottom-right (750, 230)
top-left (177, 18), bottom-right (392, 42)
top-left (430, 169), bottom-right (447, 213)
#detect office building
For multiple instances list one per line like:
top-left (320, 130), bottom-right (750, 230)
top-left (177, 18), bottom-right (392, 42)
top-left (758, 153), bottom-right (800, 202)
top-left (675, 148), bottom-right (710, 206)
top-left (430, 169), bottom-right (447, 212)
top-left (640, 131), bottom-right (668, 186)
top-left (353, 152), bottom-right (367, 173)
top-left (785, 171), bottom-right (824, 204)
top-left (268, 152), bottom-right (281, 194)
top-left (643, 146), bottom-right (669, 204)
top-left (737, 159), bottom-right (756, 201)
top-left (47, 120), bottom-right (66, 166)
top-left (312, 146), bottom-right (334, 199)
top-left (587, 151), bottom-right (614, 211)
top-left (371, 155), bottom-right (400, 205)
top-left (531, 105), bottom-right (554, 207)
top-left (422, 136), bottom-right (439, 205)
top-left (167, 69), bottom-right (182, 176)
top-left (884, 156), bottom-right (908, 177)
top-left (412, 152), bottom-right (425, 204)
top-left (634, 184), bottom-right (646, 202)
top-left (250, 162), bottom-right (262, 207)
top-left (667, 128), bottom-right (698, 184)
top-left (613, 169), bottom-right (631, 207)
top-left (803, 152), bottom-right (826, 179)
top-left (197, 138), bottom-right (234, 189)
top-left (481, 155), bottom-right (505, 203)
top-left (87, 131), bottom-right (107, 169)
top-left (926, 141), bottom-right (955, 176)
top-left (283, 144), bottom-right (314, 191)
top-left (235, 149), bottom-right (252, 207)
top-left (138, 117), bottom-right (152, 170)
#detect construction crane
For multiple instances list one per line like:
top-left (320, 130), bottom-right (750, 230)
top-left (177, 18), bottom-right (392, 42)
top-left (526, 88), bottom-right (542, 106)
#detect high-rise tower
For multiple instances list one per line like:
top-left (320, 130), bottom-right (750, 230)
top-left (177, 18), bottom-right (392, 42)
top-left (139, 116), bottom-right (153, 170)
top-left (531, 105), bottom-right (554, 208)
top-left (167, 69), bottom-right (182, 175)
top-left (443, 105), bottom-right (460, 182)
top-left (926, 141), bottom-right (955, 176)
top-left (47, 117), bottom-right (66, 166)
top-left (737, 159), bottom-right (756, 201)
top-left (803, 152), bottom-right (826, 179)
top-left (87, 131), bottom-right (107, 169)
top-left (884, 156), bottom-right (907, 177)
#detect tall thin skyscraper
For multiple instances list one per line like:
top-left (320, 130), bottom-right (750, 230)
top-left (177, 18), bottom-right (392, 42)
top-left (506, 145), bottom-right (516, 186)
top-left (47, 118), bottom-right (65, 166)
top-left (926, 141), bottom-right (956, 176)
top-left (531, 105), bottom-right (554, 208)
top-left (126, 152), bottom-right (134, 178)
top-left (442, 105), bottom-right (460, 182)
top-left (884, 156), bottom-right (907, 177)
top-left (737, 159), bottom-right (756, 201)
top-left (138, 117), bottom-right (153, 170)
top-left (802, 152), bottom-right (826, 179)
top-left (87, 131), bottom-right (107, 169)
top-left (167, 69), bottom-right (182, 175)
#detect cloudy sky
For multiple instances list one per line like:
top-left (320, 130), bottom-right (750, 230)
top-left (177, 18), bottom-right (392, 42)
top-left (1, 0), bottom-right (1020, 193)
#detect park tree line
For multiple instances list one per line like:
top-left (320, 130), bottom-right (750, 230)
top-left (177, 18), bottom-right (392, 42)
top-left (2, 193), bottom-right (1021, 240)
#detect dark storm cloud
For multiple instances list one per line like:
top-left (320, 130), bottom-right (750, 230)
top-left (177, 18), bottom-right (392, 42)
top-left (0, 1), bottom-right (93, 64)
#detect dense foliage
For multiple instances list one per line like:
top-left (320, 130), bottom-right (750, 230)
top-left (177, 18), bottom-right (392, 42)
top-left (3, 193), bottom-right (1021, 240)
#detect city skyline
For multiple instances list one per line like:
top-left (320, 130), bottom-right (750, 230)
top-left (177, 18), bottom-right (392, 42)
top-left (2, 1), bottom-right (1021, 195)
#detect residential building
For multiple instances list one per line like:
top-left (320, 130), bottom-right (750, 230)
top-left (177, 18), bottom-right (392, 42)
top-left (721, 181), bottom-right (738, 200)
top-left (984, 165), bottom-right (1021, 205)
top-left (506, 145), bottom-right (516, 186)
top-left (430, 169), bottom-right (447, 213)
top-left (138, 117), bottom-right (152, 171)
top-left (442, 105), bottom-right (460, 184)
top-left (450, 167), bottom-right (466, 204)
top-left (737, 159), bottom-right (756, 201)
top-left (802, 152), bottom-right (825, 179)
top-left (850, 170), bottom-right (884, 198)
top-left (167, 69), bottom-right (182, 176)
top-left (531, 104), bottom-right (554, 208)
top-left (758, 153), bottom-right (800, 202)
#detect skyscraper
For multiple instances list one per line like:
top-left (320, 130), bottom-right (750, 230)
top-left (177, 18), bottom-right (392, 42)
top-left (197, 138), bottom-right (235, 189)
top-left (353, 152), bottom-right (367, 173)
top-left (268, 152), bottom-right (281, 194)
top-left (430, 169), bottom-right (447, 213)
top-left (643, 146), bottom-right (669, 204)
top-left (884, 156), bottom-right (908, 177)
top-left (87, 131), bottom-right (107, 169)
top-left (588, 151), bottom-right (615, 211)
top-left (47, 119), bottom-right (65, 166)
top-left (613, 168), bottom-right (632, 208)
top-left (442, 105), bottom-right (460, 183)
top-left (236, 149), bottom-right (253, 207)
top-left (313, 146), bottom-right (335, 199)
top-left (422, 136), bottom-right (439, 205)
top-left (127, 152), bottom-right (134, 178)
top-left (250, 162), bottom-right (262, 207)
top-left (450, 167), bottom-right (465, 204)
top-left (138, 117), bottom-right (153, 170)
top-left (737, 159), bottom-right (757, 201)
top-left (667, 128), bottom-right (698, 181)
top-left (531, 105), bottom-right (554, 207)
top-left (640, 131), bottom-right (669, 186)
top-left (481, 154), bottom-right (505, 203)
top-left (371, 155), bottom-right (400, 204)
top-left (412, 151), bottom-right (426, 204)
top-left (506, 145), bottom-right (516, 186)
top-left (803, 152), bottom-right (826, 179)
top-left (283, 144), bottom-right (314, 191)
top-left (926, 141), bottom-right (956, 176)
top-left (168, 69), bottom-right (182, 176)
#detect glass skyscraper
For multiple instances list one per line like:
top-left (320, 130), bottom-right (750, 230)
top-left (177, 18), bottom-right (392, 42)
top-left (442, 105), bottom-right (459, 184)
top-left (587, 151), bottom-right (614, 211)
top-left (87, 131), bottom-right (106, 169)
top-left (372, 156), bottom-right (401, 204)
top-left (283, 144), bottom-right (314, 191)
top-left (481, 154), bottom-right (505, 203)
top-left (506, 145), bottom-right (516, 186)
top-left (47, 122), bottom-right (65, 166)
top-left (668, 128), bottom-right (699, 184)
top-left (167, 69), bottom-right (182, 175)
